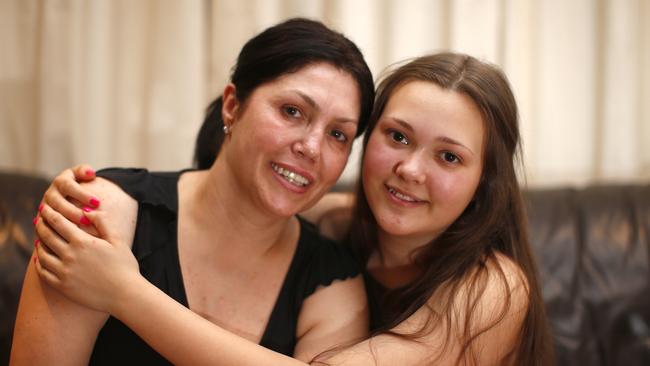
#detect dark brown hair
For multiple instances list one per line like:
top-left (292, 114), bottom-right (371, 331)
top-left (193, 18), bottom-right (374, 169)
top-left (348, 53), bottom-right (554, 365)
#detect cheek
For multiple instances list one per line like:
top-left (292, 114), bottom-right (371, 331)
top-left (321, 148), bottom-right (350, 183)
top-left (432, 171), bottom-right (481, 209)
top-left (362, 137), bottom-right (394, 182)
top-left (237, 105), bottom-right (286, 145)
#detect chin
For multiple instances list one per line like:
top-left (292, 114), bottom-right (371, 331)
top-left (376, 215), bottom-right (411, 235)
top-left (269, 202), bottom-right (303, 218)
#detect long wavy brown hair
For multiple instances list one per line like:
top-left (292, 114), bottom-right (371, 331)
top-left (348, 53), bottom-right (555, 365)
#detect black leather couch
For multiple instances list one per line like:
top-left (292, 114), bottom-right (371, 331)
top-left (1, 170), bottom-right (649, 365)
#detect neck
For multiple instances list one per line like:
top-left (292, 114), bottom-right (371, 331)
top-left (367, 230), bottom-right (432, 288)
top-left (375, 229), bottom-right (433, 267)
top-left (180, 159), bottom-right (296, 258)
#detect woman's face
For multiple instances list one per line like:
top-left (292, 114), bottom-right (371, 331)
top-left (223, 62), bottom-right (361, 217)
top-left (362, 80), bottom-right (485, 244)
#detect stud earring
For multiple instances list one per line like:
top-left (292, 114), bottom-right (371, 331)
top-left (222, 125), bottom-right (230, 135)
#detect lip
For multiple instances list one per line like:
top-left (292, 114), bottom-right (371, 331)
top-left (384, 184), bottom-right (427, 207)
top-left (270, 162), bottom-right (315, 194)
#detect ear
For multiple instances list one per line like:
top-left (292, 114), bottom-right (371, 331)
top-left (221, 83), bottom-right (240, 128)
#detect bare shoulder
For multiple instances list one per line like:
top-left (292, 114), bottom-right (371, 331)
top-left (446, 252), bottom-right (530, 364)
top-left (481, 252), bottom-right (530, 315)
top-left (443, 252), bottom-right (529, 331)
top-left (320, 254), bottom-right (531, 366)
top-left (389, 252), bottom-right (529, 365)
top-left (299, 192), bottom-right (354, 241)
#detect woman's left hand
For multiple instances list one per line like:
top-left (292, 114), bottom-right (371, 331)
top-left (34, 204), bottom-right (141, 314)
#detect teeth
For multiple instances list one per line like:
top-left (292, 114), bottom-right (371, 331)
top-left (272, 163), bottom-right (310, 187)
top-left (388, 187), bottom-right (417, 202)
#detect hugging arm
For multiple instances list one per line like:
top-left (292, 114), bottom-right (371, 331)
top-left (10, 166), bottom-right (137, 365)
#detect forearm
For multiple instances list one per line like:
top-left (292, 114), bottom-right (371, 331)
top-left (112, 276), bottom-right (307, 366)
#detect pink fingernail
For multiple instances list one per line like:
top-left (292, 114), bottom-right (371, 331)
top-left (34, 239), bottom-right (40, 247)
top-left (89, 197), bottom-right (100, 208)
top-left (33, 217), bottom-right (39, 226)
top-left (82, 206), bottom-right (94, 213)
top-left (86, 168), bottom-right (95, 176)
top-left (39, 203), bottom-right (44, 213)
top-left (80, 215), bottom-right (91, 225)
top-left (33, 256), bottom-right (37, 264)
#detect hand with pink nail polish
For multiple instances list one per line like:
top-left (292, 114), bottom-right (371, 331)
top-left (37, 164), bottom-right (137, 251)
top-left (40, 164), bottom-right (99, 229)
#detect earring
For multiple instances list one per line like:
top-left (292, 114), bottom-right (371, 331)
top-left (222, 125), bottom-right (230, 135)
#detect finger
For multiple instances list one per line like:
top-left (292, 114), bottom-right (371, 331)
top-left (52, 168), bottom-right (101, 209)
top-left (43, 185), bottom-right (90, 227)
top-left (78, 219), bottom-right (101, 237)
top-left (72, 163), bottom-right (97, 181)
top-left (40, 205), bottom-right (96, 245)
top-left (33, 253), bottom-right (63, 289)
top-left (34, 213), bottom-right (70, 258)
top-left (66, 197), bottom-right (100, 235)
top-left (80, 209), bottom-right (108, 239)
top-left (35, 238), bottom-right (65, 276)
top-left (38, 200), bottom-right (99, 241)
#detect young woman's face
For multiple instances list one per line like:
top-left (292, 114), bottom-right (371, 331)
top-left (362, 80), bottom-right (485, 244)
top-left (223, 62), bottom-right (361, 217)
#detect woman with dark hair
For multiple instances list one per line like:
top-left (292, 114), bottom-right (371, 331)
top-left (11, 18), bottom-right (375, 365)
top-left (25, 53), bottom-right (554, 365)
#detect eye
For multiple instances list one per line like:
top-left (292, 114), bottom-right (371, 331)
top-left (282, 105), bottom-right (302, 119)
top-left (388, 130), bottom-right (409, 145)
top-left (330, 129), bottom-right (348, 143)
top-left (440, 151), bottom-right (461, 164)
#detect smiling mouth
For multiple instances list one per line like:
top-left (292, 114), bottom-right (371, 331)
top-left (386, 185), bottom-right (425, 204)
top-left (272, 163), bottom-right (311, 187)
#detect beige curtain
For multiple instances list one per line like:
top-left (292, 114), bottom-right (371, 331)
top-left (2, 0), bottom-right (649, 186)
top-left (1, 0), bottom-right (205, 175)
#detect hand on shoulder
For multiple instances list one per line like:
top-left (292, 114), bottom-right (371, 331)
top-left (78, 176), bottom-right (138, 249)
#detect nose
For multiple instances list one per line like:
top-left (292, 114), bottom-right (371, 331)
top-left (292, 128), bottom-right (322, 162)
top-left (394, 151), bottom-right (426, 184)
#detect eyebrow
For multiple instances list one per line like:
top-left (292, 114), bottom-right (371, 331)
top-left (294, 90), bottom-right (317, 110)
top-left (292, 90), bottom-right (357, 124)
top-left (438, 136), bottom-right (475, 156)
top-left (390, 117), bottom-right (475, 156)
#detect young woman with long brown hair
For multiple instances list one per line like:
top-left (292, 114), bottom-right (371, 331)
top-left (24, 52), bottom-right (554, 365)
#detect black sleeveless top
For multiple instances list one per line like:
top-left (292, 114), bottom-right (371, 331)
top-left (88, 168), bottom-right (361, 365)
